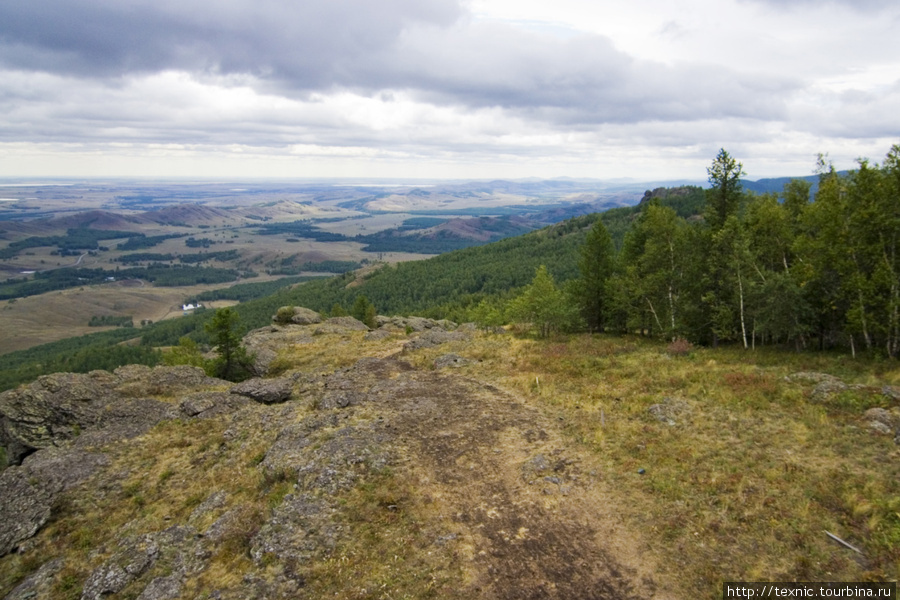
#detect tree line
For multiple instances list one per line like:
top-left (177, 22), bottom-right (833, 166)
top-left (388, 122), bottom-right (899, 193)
top-left (500, 145), bottom-right (900, 357)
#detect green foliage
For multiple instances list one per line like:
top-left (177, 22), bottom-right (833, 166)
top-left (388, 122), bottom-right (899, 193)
top-left (185, 237), bottom-right (215, 248)
top-left (611, 203), bottom-right (692, 340)
top-left (468, 297), bottom-right (507, 330)
top-left (115, 252), bottom-right (176, 263)
top-left (204, 308), bottom-right (255, 382)
top-left (508, 266), bottom-right (579, 337)
top-left (191, 276), bottom-right (313, 302)
top-left (705, 148), bottom-right (746, 231)
top-left (0, 328), bottom-right (153, 391)
top-left (116, 234), bottom-right (184, 251)
top-left (273, 306), bottom-right (295, 325)
top-left (177, 249), bottom-right (239, 263)
top-left (0, 265), bottom-right (239, 300)
top-left (398, 217), bottom-right (448, 230)
top-left (88, 315), bottom-right (134, 328)
top-left (330, 303), bottom-right (348, 317)
top-left (351, 295), bottom-right (377, 328)
top-left (256, 221), bottom-right (346, 242)
top-left (0, 228), bottom-right (139, 259)
top-left (573, 219), bottom-right (615, 331)
top-left (162, 337), bottom-right (209, 370)
top-left (271, 260), bottom-right (361, 275)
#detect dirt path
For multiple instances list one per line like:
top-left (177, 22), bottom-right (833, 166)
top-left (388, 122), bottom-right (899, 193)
top-left (360, 360), bottom-right (667, 599)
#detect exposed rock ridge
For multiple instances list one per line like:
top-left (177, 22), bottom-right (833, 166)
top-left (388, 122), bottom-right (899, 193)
top-left (1, 312), bottom-right (660, 599)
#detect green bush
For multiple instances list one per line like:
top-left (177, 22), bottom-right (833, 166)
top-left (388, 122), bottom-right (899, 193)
top-left (273, 306), bottom-right (295, 325)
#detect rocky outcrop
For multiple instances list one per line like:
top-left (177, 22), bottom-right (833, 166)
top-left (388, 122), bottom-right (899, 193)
top-left (785, 372), bottom-right (842, 384)
top-left (179, 392), bottom-right (248, 419)
top-left (230, 377), bottom-right (294, 404)
top-left (0, 447), bottom-right (108, 556)
top-left (375, 315), bottom-right (458, 332)
top-left (81, 526), bottom-right (206, 600)
top-left (3, 557), bottom-right (64, 599)
top-left (434, 353), bottom-right (471, 369)
top-left (402, 328), bottom-right (469, 351)
top-left (242, 325), bottom-right (314, 375)
top-left (314, 316), bottom-right (369, 334)
top-left (273, 306), bottom-right (322, 326)
top-left (862, 407), bottom-right (900, 435)
top-left (0, 368), bottom-right (209, 465)
top-left (0, 372), bottom-right (119, 463)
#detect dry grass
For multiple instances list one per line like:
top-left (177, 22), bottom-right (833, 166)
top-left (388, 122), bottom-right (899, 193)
top-left (3, 327), bottom-right (898, 599)
top-left (427, 332), bottom-right (900, 595)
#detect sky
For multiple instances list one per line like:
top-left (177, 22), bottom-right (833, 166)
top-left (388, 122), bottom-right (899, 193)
top-left (0, 0), bottom-right (898, 182)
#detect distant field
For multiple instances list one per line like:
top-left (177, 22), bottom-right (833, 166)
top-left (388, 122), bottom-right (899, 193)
top-left (1, 280), bottom-right (248, 354)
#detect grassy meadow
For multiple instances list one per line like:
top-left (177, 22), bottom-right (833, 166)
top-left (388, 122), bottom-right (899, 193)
top-left (397, 332), bottom-right (900, 594)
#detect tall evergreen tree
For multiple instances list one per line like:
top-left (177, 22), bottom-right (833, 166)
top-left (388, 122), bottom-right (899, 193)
top-left (700, 149), bottom-right (748, 346)
top-left (705, 149), bottom-right (746, 231)
top-left (205, 307), bottom-right (255, 382)
top-left (574, 219), bottom-right (616, 331)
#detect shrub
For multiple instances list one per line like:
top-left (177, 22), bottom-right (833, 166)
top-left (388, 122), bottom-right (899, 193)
top-left (666, 337), bottom-right (694, 356)
top-left (274, 305), bottom-right (295, 325)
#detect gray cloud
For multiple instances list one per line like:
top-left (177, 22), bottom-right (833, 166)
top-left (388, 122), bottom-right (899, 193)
top-left (738, 0), bottom-right (895, 10)
top-left (0, 0), bottom-right (460, 80)
top-left (0, 0), bottom-right (797, 127)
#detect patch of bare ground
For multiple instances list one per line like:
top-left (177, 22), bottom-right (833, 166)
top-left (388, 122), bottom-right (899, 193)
top-left (371, 369), bottom-right (664, 599)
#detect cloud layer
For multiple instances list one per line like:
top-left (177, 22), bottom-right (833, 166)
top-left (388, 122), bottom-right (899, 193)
top-left (0, 0), bottom-right (898, 179)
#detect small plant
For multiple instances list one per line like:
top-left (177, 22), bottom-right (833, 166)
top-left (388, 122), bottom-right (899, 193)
top-left (274, 306), bottom-right (295, 325)
top-left (157, 467), bottom-right (175, 486)
top-left (666, 337), bottom-right (694, 356)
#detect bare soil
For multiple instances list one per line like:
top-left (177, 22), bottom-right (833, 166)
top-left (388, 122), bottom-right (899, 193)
top-left (354, 359), bottom-right (667, 599)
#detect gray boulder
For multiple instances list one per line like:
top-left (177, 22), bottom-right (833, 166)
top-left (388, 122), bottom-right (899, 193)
top-left (364, 329), bottom-right (393, 341)
top-left (81, 534), bottom-right (161, 600)
top-left (315, 316), bottom-right (370, 333)
top-left (785, 372), bottom-right (842, 384)
top-left (434, 354), bottom-right (471, 369)
top-left (136, 575), bottom-right (183, 600)
top-left (883, 385), bottom-right (900, 402)
top-left (0, 372), bottom-right (117, 462)
top-left (274, 306), bottom-right (322, 326)
top-left (180, 392), bottom-right (249, 418)
top-left (863, 407), bottom-right (900, 435)
top-left (230, 378), bottom-right (293, 404)
top-left (403, 329), bottom-right (468, 352)
top-left (3, 557), bottom-right (64, 600)
top-left (0, 448), bottom-right (108, 556)
top-left (0, 467), bottom-right (52, 557)
top-left (811, 379), bottom-right (849, 403)
top-left (115, 365), bottom-right (225, 396)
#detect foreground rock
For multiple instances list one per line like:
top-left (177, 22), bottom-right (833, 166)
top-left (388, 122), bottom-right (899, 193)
top-left (0, 448), bottom-right (108, 555)
top-left (402, 329), bottom-right (469, 351)
top-left (273, 306), bottom-right (322, 326)
top-left (0, 367), bottom-right (224, 465)
top-left (0, 329), bottom-right (662, 599)
top-left (230, 377), bottom-right (294, 404)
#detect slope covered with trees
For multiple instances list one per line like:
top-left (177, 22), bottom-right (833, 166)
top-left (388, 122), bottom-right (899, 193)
top-left (2, 145), bottom-right (898, 391)
top-left (525, 145), bottom-right (900, 356)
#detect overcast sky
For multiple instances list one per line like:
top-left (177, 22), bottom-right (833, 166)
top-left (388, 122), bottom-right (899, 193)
top-left (0, 0), bottom-right (898, 181)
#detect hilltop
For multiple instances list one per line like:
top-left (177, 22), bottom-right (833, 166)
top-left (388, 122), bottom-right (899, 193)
top-left (1, 311), bottom-right (899, 599)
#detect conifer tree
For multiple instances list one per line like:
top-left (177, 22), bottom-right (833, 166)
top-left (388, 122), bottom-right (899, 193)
top-left (205, 307), bottom-right (255, 382)
top-left (574, 219), bottom-right (616, 331)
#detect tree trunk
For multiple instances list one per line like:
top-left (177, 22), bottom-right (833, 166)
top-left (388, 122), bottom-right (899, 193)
top-left (738, 268), bottom-right (748, 349)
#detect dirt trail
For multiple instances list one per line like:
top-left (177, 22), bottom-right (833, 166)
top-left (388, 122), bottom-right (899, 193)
top-left (358, 359), bottom-right (666, 599)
